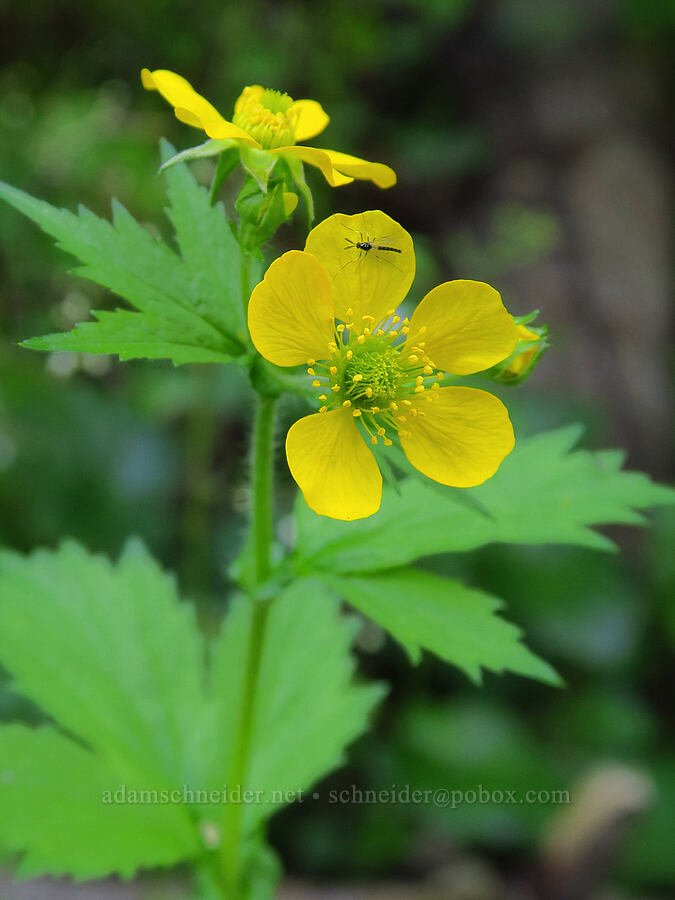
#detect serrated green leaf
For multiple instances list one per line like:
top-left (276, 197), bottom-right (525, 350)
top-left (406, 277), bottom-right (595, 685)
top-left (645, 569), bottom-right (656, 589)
top-left (0, 544), bottom-right (383, 881)
top-left (0, 540), bottom-right (206, 789)
top-left (161, 139), bottom-right (246, 345)
top-left (324, 568), bottom-right (560, 686)
top-left (294, 425), bottom-right (675, 573)
top-left (0, 176), bottom-right (242, 364)
top-left (202, 578), bottom-right (385, 832)
top-left (0, 724), bottom-right (199, 880)
top-left (24, 308), bottom-right (236, 364)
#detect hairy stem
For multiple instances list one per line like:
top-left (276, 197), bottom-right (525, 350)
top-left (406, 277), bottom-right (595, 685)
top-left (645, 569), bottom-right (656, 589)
top-left (219, 389), bottom-right (276, 895)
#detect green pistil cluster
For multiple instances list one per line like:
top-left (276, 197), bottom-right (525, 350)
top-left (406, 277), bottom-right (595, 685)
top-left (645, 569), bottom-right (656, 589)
top-left (233, 86), bottom-right (298, 149)
top-left (307, 309), bottom-right (444, 446)
top-left (260, 89), bottom-right (293, 114)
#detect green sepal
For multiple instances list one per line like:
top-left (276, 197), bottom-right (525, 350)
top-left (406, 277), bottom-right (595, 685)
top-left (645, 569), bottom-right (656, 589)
top-left (247, 355), bottom-right (316, 403)
top-left (240, 146), bottom-right (279, 192)
top-left (235, 176), bottom-right (295, 258)
top-left (283, 154), bottom-right (314, 225)
top-left (513, 309), bottom-right (541, 326)
top-left (210, 145), bottom-right (243, 202)
top-left (158, 138), bottom-right (236, 172)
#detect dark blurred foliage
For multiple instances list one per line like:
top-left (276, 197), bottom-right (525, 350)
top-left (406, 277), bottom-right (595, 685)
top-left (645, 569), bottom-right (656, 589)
top-left (0, 0), bottom-right (673, 896)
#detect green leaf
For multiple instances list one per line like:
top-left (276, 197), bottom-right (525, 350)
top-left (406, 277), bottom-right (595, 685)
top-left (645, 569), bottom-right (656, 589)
top-left (0, 543), bottom-right (383, 879)
top-left (0, 176), bottom-right (242, 364)
top-left (24, 308), bottom-right (239, 364)
top-left (162, 139), bottom-right (247, 345)
top-left (294, 425), bottom-right (675, 574)
top-left (0, 540), bottom-right (209, 877)
top-left (202, 578), bottom-right (385, 832)
top-left (324, 568), bottom-right (561, 685)
top-left (0, 540), bottom-right (206, 790)
top-left (0, 724), bottom-right (199, 879)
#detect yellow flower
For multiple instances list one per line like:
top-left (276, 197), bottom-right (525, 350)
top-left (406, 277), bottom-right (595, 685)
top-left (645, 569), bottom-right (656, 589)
top-left (141, 69), bottom-right (396, 189)
top-left (248, 211), bottom-right (520, 521)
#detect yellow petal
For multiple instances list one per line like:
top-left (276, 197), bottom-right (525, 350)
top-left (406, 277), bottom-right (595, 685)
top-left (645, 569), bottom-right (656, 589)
top-left (517, 323), bottom-right (540, 342)
top-left (408, 280), bottom-right (518, 375)
top-left (248, 250), bottom-right (334, 367)
top-left (291, 99), bottom-right (330, 142)
top-left (286, 409), bottom-right (382, 520)
top-left (319, 149), bottom-right (397, 189)
top-left (304, 211), bottom-right (415, 325)
top-left (401, 386), bottom-right (514, 487)
top-left (141, 68), bottom-right (260, 146)
top-left (234, 84), bottom-right (264, 115)
top-left (271, 146), bottom-right (353, 186)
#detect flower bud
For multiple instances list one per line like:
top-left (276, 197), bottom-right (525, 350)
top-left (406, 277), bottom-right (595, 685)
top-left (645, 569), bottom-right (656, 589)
top-left (488, 314), bottom-right (549, 385)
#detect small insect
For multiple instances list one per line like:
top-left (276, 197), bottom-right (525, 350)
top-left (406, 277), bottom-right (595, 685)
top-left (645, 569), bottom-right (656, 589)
top-left (348, 238), bottom-right (402, 255)
top-left (338, 224), bottom-right (404, 276)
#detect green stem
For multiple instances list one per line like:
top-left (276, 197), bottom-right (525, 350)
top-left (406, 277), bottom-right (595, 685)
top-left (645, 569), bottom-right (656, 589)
top-left (240, 252), bottom-right (252, 318)
top-left (220, 389), bottom-right (277, 895)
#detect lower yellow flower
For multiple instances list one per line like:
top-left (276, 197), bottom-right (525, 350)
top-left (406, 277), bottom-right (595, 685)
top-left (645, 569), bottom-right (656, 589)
top-left (248, 212), bottom-right (520, 521)
top-left (141, 69), bottom-right (395, 189)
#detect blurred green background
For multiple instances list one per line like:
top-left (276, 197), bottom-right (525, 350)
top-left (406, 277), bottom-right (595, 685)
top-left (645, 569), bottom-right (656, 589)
top-left (0, 0), bottom-right (673, 897)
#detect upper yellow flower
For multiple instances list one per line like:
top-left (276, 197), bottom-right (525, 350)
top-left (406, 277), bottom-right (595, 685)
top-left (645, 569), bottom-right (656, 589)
top-left (248, 211), bottom-right (520, 521)
top-left (141, 69), bottom-right (396, 189)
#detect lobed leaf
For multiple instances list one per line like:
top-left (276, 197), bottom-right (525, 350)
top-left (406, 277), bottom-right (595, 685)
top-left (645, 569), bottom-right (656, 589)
top-left (0, 544), bottom-right (382, 879)
top-left (323, 568), bottom-right (560, 685)
top-left (294, 425), bottom-right (675, 573)
top-left (0, 540), bottom-right (207, 789)
top-left (0, 725), bottom-right (199, 880)
top-left (161, 139), bottom-right (246, 345)
top-left (0, 160), bottom-right (244, 364)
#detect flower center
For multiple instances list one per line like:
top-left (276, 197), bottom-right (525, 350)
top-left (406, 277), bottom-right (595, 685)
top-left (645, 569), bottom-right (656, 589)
top-left (343, 346), bottom-right (402, 405)
top-left (233, 86), bottom-right (298, 149)
top-left (306, 310), bottom-right (443, 446)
